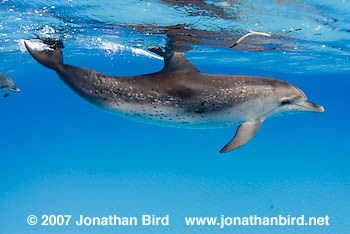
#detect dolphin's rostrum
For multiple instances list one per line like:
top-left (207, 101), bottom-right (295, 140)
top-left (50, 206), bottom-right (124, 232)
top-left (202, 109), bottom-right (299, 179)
top-left (0, 72), bottom-right (20, 98)
top-left (24, 40), bottom-right (324, 153)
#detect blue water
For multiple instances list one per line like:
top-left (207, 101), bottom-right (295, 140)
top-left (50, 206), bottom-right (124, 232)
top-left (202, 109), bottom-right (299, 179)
top-left (1, 1), bottom-right (350, 234)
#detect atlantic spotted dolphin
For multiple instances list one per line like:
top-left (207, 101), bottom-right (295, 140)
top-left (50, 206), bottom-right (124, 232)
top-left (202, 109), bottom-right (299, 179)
top-left (0, 72), bottom-right (20, 98)
top-left (24, 41), bottom-right (324, 153)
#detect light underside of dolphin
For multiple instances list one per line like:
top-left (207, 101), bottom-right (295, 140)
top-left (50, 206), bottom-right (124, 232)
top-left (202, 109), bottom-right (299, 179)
top-left (24, 41), bottom-right (324, 153)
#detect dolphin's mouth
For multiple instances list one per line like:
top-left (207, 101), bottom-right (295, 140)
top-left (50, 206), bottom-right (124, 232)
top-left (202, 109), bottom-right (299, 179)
top-left (10, 87), bottom-right (20, 92)
top-left (295, 100), bottom-right (324, 113)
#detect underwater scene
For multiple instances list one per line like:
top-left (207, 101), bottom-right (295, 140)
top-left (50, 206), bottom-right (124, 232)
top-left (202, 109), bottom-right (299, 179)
top-left (0, 0), bottom-right (349, 233)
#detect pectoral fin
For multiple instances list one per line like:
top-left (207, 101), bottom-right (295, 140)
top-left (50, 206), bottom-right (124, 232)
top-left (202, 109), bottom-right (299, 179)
top-left (220, 120), bottom-right (263, 153)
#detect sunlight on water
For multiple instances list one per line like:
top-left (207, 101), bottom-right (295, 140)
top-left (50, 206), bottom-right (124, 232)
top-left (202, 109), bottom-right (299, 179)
top-left (0, 0), bottom-right (349, 73)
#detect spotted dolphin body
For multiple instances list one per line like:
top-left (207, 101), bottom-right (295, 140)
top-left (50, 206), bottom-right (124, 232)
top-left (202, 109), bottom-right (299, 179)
top-left (25, 42), bottom-right (324, 153)
top-left (0, 72), bottom-right (20, 97)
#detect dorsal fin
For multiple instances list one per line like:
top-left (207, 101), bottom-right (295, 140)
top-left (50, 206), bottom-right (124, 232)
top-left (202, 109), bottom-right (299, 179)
top-left (146, 36), bottom-right (199, 73)
top-left (162, 52), bottom-right (200, 73)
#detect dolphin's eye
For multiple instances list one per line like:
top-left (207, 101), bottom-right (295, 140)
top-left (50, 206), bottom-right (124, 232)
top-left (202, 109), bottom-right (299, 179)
top-left (281, 99), bottom-right (291, 105)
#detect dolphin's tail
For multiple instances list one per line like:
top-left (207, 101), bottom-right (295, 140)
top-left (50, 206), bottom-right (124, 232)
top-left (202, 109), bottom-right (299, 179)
top-left (24, 41), bottom-right (63, 70)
